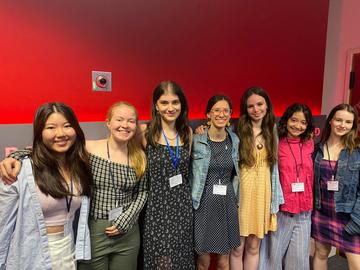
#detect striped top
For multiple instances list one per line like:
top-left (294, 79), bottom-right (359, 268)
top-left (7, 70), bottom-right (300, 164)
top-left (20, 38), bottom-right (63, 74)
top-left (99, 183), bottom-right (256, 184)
top-left (89, 154), bottom-right (147, 233)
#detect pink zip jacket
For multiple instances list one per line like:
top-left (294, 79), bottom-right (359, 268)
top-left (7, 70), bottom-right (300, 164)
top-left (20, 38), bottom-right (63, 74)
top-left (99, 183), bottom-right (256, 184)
top-left (278, 137), bottom-right (314, 213)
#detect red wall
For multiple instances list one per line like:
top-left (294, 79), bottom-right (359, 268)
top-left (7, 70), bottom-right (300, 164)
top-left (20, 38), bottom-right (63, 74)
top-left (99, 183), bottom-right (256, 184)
top-left (0, 0), bottom-right (329, 124)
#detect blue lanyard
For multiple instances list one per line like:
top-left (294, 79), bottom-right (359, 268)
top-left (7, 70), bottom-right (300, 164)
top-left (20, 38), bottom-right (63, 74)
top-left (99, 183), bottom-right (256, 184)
top-left (162, 129), bottom-right (179, 170)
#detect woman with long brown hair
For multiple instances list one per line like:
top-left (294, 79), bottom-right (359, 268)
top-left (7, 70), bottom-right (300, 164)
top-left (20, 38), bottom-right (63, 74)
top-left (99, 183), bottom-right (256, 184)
top-left (312, 104), bottom-right (360, 270)
top-left (139, 81), bottom-right (195, 269)
top-left (230, 87), bottom-right (283, 270)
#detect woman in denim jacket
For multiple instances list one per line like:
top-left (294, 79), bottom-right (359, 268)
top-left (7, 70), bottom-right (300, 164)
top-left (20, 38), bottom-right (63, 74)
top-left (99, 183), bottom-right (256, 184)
top-left (190, 95), bottom-right (241, 270)
top-left (312, 104), bottom-right (360, 270)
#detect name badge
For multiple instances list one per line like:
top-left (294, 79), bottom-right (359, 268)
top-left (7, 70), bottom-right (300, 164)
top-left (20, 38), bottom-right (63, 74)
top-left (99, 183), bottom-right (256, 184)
top-left (213, 184), bottom-right (227, 195)
top-left (169, 174), bottom-right (183, 188)
top-left (291, 182), bottom-right (304, 193)
top-left (109, 206), bottom-right (123, 221)
top-left (327, 180), bottom-right (339, 191)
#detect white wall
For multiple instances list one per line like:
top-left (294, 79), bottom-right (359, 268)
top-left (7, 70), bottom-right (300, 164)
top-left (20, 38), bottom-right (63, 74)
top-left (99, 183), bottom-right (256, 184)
top-left (322, 0), bottom-right (360, 115)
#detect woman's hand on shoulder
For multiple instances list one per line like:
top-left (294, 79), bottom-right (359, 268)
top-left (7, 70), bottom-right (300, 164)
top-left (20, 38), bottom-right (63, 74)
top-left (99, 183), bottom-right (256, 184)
top-left (85, 140), bottom-right (106, 155)
top-left (0, 158), bottom-right (21, 184)
top-left (136, 123), bottom-right (148, 149)
top-left (194, 125), bottom-right (207, 135)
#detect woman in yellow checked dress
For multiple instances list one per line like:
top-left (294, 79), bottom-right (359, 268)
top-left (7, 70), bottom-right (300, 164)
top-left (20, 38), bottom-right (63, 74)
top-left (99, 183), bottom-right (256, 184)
top-left (230, 87), bottom-right (284, 270)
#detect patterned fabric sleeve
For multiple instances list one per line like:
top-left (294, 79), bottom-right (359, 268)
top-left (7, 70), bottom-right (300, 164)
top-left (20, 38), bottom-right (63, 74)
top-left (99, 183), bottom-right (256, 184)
top-left (113, 172), bottom-right (148, 233)
top-left (8, 149), bottom-right (31, 160)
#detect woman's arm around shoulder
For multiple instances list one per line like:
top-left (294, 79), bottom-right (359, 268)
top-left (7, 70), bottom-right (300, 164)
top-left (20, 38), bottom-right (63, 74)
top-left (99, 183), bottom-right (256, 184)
top-left (85, 139), bottom-right (108, 156)
top-left (136, 123), bottom-right (148, 149)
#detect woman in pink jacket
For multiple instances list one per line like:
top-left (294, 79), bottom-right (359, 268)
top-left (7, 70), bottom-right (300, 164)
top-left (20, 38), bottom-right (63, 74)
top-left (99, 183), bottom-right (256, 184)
top-left (259, 103), bottom-right (315, 270)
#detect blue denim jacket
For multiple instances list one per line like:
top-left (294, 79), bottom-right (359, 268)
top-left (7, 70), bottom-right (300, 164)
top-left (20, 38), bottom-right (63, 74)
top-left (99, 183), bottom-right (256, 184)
top-left (189, 128), bottom-right (240, 210)
top-left (313, 144), bottom-right (360, 235)
top-left (0, 158), bottom-right (91, 270)
top-left (189, 128), bottom-right (284, 213)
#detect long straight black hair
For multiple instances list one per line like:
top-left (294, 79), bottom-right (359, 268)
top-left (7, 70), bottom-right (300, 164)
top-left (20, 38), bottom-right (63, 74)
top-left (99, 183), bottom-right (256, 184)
top-left (31, 102), bottom-right (93, 198)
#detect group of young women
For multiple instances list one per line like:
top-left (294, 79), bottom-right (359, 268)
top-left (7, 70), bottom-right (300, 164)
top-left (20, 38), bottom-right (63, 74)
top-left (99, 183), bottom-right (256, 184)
top-left (0, 81), bottom-right (360, 270)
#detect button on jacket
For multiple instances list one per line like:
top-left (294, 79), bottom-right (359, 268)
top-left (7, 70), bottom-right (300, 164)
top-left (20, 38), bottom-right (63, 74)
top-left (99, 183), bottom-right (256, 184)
top-left (0, 158), bottom-right (91, 270)
top-left (189, 128), bottom-right (240, 210)
top-left (313, 144), bottom-right (360, 235)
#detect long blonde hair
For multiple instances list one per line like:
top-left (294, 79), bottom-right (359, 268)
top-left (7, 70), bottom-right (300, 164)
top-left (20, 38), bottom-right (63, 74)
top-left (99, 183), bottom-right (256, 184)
top-left (106, 101), bottom-right (146, 178)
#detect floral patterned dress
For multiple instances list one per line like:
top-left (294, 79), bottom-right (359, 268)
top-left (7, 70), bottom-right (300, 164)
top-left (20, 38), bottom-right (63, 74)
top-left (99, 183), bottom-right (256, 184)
top-left (143, 144), bottom-right (195, 269)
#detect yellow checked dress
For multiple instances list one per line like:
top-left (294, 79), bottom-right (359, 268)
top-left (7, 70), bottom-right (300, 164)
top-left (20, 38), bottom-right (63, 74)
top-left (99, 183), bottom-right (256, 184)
top-left (239, 147), bottom-right (277, 239)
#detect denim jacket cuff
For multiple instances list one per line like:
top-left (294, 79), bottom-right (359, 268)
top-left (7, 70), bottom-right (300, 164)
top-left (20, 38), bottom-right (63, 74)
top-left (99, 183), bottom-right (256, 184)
top-left (344, 219), bottom-right (360, 235)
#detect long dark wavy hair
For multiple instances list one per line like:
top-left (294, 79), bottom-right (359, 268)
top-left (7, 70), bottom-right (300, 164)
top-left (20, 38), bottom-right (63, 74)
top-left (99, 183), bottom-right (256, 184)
top-left (237, 86), bottom-right (277, 168)
top-left (278, 103), bottom-right (314, 141)
top-left (321, 103), bottom-right (360, 152)
top-left (31, 102), bottom-right (93, 198)
top-left (146, 81), bottom-right (191, 148)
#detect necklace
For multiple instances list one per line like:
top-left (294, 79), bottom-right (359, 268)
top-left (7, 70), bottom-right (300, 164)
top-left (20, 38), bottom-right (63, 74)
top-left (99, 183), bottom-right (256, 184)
top-left (208, 130), bottom-right (227, 142)
top-left (255, 136), bottom-right (264, 150)
top-left (163, 132), bottom-right (178, 140)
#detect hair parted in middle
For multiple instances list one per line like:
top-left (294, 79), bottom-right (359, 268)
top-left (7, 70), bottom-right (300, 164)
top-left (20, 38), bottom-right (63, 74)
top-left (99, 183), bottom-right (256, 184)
top-left (106, 101), bottom-right (146, 178)
top-left (321, 103), bottom-right (360, 152)
top-left (31, 102), bottom-right (93, 198)
top-left (205, 94), bottom-right (233, 127)
top-left (205, 94), bottom-right (233, 114)
top-left (146, 80), bottom-right (191, 148)
top-left (237, 86), bottom-right (277, 168)
top-left (278, 103), bottom-right (314, 141)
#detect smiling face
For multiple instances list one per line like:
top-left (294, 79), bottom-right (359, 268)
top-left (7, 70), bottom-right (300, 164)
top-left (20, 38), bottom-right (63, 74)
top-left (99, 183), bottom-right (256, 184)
top-left (246, 94), bottom-right (268, 123)
top-left (286, 111), bottom-right (308, 138)
top-left (207, 100), bottom-right (231, 129)
top-left (42, 112), bottom-right (76, 158)
top-left (106, 104), bottom-right (137, 143)
top-left (329, 109), bottom-right (354, 138)
top-left (156, 92), bottom-right (181, 124)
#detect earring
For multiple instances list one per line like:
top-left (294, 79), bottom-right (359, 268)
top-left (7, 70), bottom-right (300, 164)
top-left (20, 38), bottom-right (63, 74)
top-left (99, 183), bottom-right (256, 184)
top-left (227, 121), bottom-right (231, 127)
top-left (207, 118), bottom-right (211, 126)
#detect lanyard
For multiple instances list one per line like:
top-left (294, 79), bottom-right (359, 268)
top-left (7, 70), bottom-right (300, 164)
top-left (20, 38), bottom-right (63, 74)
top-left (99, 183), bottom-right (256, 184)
top-left (107, 140), bottom-right (129, 205)
top-left (286, 137), bottom-right (303, 182)
top-left (325, 142), bottom-right (337, 181)
top-left (162, 129), bottom-right (179, 170)
top-left (65, 179), bottom-right (73, 213)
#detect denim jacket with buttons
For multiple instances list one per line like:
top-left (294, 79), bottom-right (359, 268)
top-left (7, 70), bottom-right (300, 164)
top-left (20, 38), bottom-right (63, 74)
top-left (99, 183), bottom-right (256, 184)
top-left (0, 158), bottom-right (91, 270)
top-left (313, 143), bottom-right (360, 235)
top-left (189, 128), bottom-right (240, 210)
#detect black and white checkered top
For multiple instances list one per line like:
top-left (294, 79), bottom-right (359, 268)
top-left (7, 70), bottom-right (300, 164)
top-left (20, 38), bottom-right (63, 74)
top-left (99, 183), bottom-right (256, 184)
top-left (89, 154), bottom-right (147, 233)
